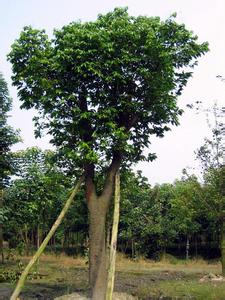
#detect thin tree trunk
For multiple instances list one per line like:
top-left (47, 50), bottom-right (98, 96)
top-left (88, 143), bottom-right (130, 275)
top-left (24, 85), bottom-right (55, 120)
top-left (195, 235), bottom-right (198, 258)
top-left (221, 220), bottom-right (225, 276)
top-left (37, 224), bottom-right (40, 250)
top-left (162, 244), bottom-right (166, 260)
top-left (131, 239), bottom-right (135, 259)
top-left (186, 235), bottom-right (190, 260)
top-left (106, 171), bottom-right (120, 300)
top-left (10, 175), bottom-right (84, 300)
top-left (24, 225), bottom-right (29, 256)
top-left (36, 223), bottom-right (42, 273)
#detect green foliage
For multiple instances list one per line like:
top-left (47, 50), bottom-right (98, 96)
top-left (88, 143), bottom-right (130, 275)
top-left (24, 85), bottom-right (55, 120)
top-left (196, 104), bottom-right (225, 228)
top-left (170, 175), bottom-right (203, 236)
top-left (4, 147), bottom-right (73, 247)
top-left (0, 72), bottom-right (20, 189)
top-left (8, 7), bottom-right (208, 167)
top-left (196, 103), bottom-right (224, 171)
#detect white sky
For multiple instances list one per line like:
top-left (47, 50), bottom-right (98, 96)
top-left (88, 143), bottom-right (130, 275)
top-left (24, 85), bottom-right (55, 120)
top-left (1, 0), bottom-right (225, 185)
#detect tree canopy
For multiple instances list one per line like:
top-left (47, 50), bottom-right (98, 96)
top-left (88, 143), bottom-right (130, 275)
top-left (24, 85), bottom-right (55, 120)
top-left (8, 7), bottom-right (208, 168)
top-left (8, 8), bottom-right (209, 298)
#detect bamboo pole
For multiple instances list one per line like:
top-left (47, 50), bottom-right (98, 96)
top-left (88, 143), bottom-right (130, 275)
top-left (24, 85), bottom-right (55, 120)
top-left (106, 171), bottom-right (120, 300)
top-left (10, 175), bottom-right (84, 300)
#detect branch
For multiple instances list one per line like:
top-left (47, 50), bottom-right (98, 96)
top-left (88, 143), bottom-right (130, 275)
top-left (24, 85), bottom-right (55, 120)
top-left (84, 163), bottom-right (97, 205)
top-left (99, 151), bottom-right (121, 207)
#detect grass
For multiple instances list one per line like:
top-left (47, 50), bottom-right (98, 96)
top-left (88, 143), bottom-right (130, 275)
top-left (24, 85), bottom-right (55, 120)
top-left (0, 252), bottom-right (225, 299)
top-left (137, 281), bottom-right (225, 300)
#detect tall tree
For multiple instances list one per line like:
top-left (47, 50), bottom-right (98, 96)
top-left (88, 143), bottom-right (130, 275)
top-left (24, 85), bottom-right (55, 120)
top-left (8, 8), bottom-right (208, 298)
top-left (196, 103), bottom-right (225, 274)
top-left (0, 72), bottom-right (19, 263)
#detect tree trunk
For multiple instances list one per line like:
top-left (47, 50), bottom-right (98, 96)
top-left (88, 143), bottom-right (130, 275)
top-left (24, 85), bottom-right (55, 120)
top-left (131, 238), bottom-right (135, 259)
top-left (85, 153), bottom-right (121, 299)
top-left (195, 235), bottom-right (198, 258)
top-left (24, 225), bottom-right (29, 256)
top-left (88, 198), bottom-right (108, 300)
top-left (186, 235), bottom-right (190, 260)
top-left (162, 244), bottom-right (166, 260)
top-left (221, 220), bottom-right (225, 276)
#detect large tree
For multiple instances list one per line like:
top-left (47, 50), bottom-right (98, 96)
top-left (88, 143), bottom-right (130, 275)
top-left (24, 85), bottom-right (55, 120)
top-left (8, 8), bottom-right (208, 298)
top-left (0, 72), bottom-right (19, 263)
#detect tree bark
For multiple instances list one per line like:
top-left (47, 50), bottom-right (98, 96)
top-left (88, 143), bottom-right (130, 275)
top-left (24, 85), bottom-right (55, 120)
top-left (89, 199), bottom-right (108, 299)
top-left (86, 154), bottom-right (121, 299)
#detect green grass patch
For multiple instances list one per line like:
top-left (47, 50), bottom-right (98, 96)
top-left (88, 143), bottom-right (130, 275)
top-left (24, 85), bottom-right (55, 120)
top-left (137, 280), bottom-right (225, 300)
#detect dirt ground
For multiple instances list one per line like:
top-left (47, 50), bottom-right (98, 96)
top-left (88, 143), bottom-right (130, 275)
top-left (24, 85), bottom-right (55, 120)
top-left (0, 254), bottom-right (224, 300)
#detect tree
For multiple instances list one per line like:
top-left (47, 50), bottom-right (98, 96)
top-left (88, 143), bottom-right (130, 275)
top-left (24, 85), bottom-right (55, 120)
top-left (170, 175), bottom-right (202, 259)
top-left (0, 72), bottom-right (19, 263)
top-left (8, 7), bottom-right (208, 298)
top-left (196, 103), bottom-right (225, 274)
top-left (5, 147), bottom-right (72, 253)
top-left (196, 103), bottom-right (224, 170)
top-left (119, 170), bottom-right (154, 258)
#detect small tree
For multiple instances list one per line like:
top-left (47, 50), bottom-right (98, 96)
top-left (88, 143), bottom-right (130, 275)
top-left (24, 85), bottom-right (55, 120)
top-left (0, 72), bottom-right (19, 263)
top-left (171, 175), bottom-right (202, 259)
top-left (8, 8), bottom-right (208, 298)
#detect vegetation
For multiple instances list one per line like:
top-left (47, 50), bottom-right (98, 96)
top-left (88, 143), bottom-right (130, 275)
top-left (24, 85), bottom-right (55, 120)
top-left (0, 72), bottom-right (20, 264)
top-left (196, 103), bottom-right (225, 274)
top-left (1, 254), bottom-right (225, 299)
top-left (8, 7), bottom-right (208, 299)
top-left (1, 5), bottom-right (225, 300)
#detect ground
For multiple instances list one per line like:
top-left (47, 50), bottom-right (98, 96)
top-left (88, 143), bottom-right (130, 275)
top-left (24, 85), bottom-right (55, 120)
top-left (1, 253), bottom-right (225, 299)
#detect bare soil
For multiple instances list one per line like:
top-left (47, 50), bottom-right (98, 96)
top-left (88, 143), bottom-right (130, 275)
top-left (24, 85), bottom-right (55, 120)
top-left (0, 254), bottom-right (223, 300)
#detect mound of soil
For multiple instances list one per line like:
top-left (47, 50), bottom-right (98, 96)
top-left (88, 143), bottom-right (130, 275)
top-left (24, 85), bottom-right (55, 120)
top-left (54, 292), bottom-right (137, 300)
top-left (199, 273), bottom-right (225, 282)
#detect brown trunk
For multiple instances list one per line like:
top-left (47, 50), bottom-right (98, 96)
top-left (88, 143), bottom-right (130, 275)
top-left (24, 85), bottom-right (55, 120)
top-left (85, 153), bottom-right (121, 299)
top-left (186, 235), bottom-right (190, 260)
top-left (88, 197), bottom-right (108, 299)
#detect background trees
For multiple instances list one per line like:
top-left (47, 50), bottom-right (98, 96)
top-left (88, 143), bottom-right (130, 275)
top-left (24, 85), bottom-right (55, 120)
top-left (196, 103), bottom-right (225, 273)
top-left (0, 71), bottom-right (20, 263)
top-left (5, 148), bottom-right (73, 254)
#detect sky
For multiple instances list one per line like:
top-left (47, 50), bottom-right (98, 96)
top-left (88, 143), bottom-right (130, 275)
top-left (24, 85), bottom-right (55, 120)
top-left (1, 0), bottom-right (225, 185)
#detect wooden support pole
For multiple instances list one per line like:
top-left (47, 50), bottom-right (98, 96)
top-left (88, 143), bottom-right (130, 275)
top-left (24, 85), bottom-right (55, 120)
top-left (10, 175), bottom-right (84, 300)
top-left (106, 171), bottom-right (120, 300)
